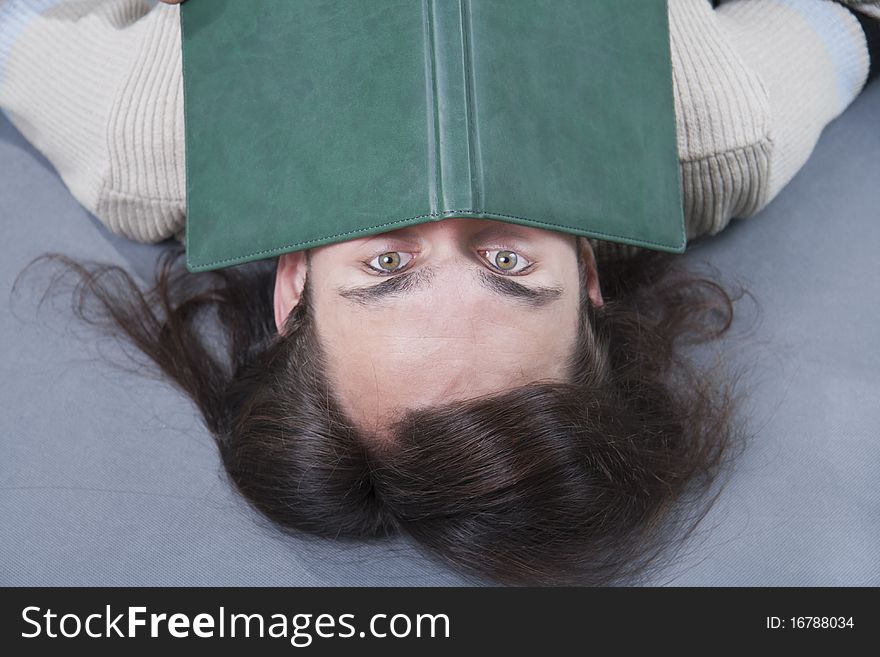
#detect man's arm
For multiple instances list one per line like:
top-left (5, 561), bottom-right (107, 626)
top-left (673, 0), bottom-right (869, 243)
top-left (0, 0), bottom-right (186, 243)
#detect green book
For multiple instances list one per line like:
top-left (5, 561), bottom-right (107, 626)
top-left (181, 0), bottom-right (684, 272)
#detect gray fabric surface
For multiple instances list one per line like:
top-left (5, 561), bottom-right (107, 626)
top-left (1, 81), bottom-right (878, 586)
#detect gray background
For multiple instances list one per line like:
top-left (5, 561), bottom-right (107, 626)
top-left (1, 80), bottom-right (878, 586)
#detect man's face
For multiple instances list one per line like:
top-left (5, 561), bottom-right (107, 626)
top-left (274, 218), bottom-right (602, 438)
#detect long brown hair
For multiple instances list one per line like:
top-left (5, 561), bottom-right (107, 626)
top-left (18, 244), bottom-right (752, 585)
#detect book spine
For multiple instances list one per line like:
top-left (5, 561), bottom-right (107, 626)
top-left (422, 0), bottom-right (484, 217)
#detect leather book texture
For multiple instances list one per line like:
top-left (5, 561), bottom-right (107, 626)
top-left (181, 0), bottom-right (685, 272)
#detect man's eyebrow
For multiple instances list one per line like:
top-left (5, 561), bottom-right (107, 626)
top-left (336, 265), bottom-right (563, 308)
top-left (474, 269), bottom-right (563, 307)
top-left (336, 266), bottom-right (434, 305)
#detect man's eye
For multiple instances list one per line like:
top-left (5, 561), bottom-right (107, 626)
top-left (366, 251), bottom-right (414, 274)
top-left (479, 249), bottom-right (532, 274)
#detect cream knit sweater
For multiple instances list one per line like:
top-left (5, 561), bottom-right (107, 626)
top-left (0, 0), bottom-right (873, 261)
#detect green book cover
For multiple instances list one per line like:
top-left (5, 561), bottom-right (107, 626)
top-left (181, 0), bottom-right (685, 272)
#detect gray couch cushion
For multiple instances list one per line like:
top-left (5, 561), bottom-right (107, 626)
top-left (2, 80), bottom-right (878, 585)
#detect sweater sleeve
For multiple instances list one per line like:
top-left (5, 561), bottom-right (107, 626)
top-left (593, 0), bottom-right (871, 263)
top-left (0, 0), bottom-right (185, 243)
top-left (690, 0), bottom-right (869, 230)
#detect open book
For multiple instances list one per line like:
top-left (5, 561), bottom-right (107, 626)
top-left (181, 0), bottom-right (684, 272)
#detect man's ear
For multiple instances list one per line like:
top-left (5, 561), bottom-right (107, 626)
top-left (577, 237), bottom-right (604, 309)
top-left (274, 251), bottom-right (309, 334)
